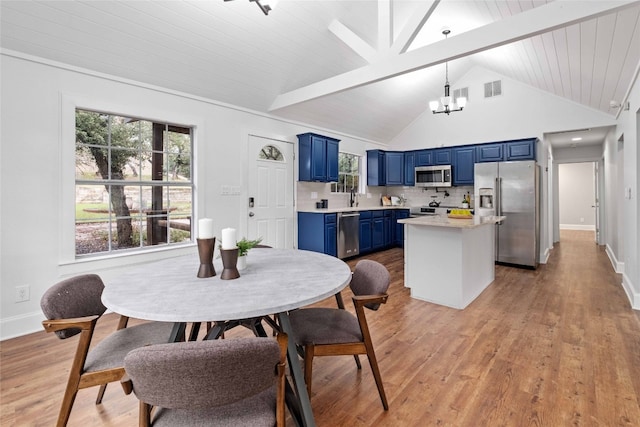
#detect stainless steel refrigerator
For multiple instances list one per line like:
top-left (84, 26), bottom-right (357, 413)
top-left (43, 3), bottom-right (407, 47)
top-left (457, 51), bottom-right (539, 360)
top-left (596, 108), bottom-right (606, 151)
top-left (474, 160), bottom-right (539, 269)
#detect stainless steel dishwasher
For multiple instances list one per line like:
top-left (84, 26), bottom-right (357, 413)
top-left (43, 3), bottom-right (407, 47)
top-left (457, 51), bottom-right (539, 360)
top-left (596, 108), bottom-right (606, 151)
top-left (337, 211), bottom-right (360, 259)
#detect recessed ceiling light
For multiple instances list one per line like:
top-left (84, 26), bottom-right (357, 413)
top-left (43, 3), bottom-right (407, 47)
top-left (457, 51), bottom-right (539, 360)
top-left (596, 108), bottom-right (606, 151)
top-left (571, 137), bottom-right (582, 141)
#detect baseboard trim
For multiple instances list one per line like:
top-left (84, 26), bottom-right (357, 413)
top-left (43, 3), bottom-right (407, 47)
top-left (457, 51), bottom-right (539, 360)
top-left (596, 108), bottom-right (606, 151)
top-left (559, 224), bottom-right (596, 231)
top-left (1, 311), bottom-right (44, 341)
top-left (621, 273), bottom-right (639, 311)
top-left (605, 244), bottom-right (624, 274)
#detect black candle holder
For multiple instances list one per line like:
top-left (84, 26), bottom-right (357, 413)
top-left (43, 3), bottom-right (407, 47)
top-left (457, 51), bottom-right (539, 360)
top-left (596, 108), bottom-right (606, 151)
top-left (220, 247), bottom-right (240, 280)
top-left (196, 237), bottom-right (216, 278)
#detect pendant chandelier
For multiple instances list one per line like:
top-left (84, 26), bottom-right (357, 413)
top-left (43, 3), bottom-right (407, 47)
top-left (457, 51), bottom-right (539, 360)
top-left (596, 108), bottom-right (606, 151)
top-left (429, 29), bottom-right (467, 115)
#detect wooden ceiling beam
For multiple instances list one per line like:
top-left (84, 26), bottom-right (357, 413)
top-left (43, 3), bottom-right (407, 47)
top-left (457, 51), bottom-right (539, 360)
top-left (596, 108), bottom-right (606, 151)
top-left (269, 0), bottom-right (638, 111)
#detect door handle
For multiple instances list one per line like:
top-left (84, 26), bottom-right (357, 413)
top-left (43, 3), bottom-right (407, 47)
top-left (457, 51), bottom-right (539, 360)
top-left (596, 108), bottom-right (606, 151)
top-left (249, 212), bottom-right (255, 217)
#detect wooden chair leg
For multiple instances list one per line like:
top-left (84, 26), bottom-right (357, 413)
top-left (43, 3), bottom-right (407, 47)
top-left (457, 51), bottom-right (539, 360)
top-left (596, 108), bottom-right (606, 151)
top-left (95, 384), bottom-right (107, 404)
top-left (364, 342), bottom-right (388, 410)
top-left (140, 401), bottom-right (152, 427)
top-left (304, 344), bottom-right (315, 397)
top-left (353, 354), bottom-right (362, 369)
top-left (57, 380), bottom-right (80, 427)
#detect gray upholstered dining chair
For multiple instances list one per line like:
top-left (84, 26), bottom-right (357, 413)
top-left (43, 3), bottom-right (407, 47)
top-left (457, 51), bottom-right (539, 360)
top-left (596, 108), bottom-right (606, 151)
top-left (289, 259), bottom-right (391, 409)
top-left (123, 334), bottom-right (288, 426)
top-left (40, 273), bottom-right (174, 427)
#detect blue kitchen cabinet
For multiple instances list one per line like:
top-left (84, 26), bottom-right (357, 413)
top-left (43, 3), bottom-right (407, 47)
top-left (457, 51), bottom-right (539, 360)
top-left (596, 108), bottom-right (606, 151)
top-left (383, 210), bottom-right (392, 247)
top-left (505, 138), bottom-right (536, 161)
top-left (385, 152), bottom-right (404, 186)
top-left (404, 151), bottom-right (416, 186)
top-left (359, 210), bottom-right (372, 254)
top-left (434, 148), bottom-right (452, 165)
top-left (416, 149), bottom-right (433, 166)
top-left (367, 150), bottom-right (404, 186)
top-left (297, 212), bottom-right (337, 257)
top-left (476, 138), bottom-right (536, 163)
top-left (324, 215), bottom-right (337, 257)
top-left (393, 209), bottom-right (410, 247)
top-left (367, 150), bottom-right (386, 186)
top-left (371, 211), bottom-right (385, 250)
top-left (297, 132), bottom-right (340, 182)
top-left (452, 146), bottom-right (475, 185)
top-left (476, 142), bottom-right (505, 162)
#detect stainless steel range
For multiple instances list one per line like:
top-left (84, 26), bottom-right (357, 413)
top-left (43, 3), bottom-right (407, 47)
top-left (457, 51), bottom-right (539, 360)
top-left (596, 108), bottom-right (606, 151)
top-left (409, 206), bottom-right (444, 217)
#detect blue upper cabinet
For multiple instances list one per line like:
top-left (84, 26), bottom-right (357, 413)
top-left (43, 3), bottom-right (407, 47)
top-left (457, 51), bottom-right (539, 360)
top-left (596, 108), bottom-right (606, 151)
top-left (385, 152), bottom-right (404, 186)
top-left (367, 150), bottom-right (404, 186)
top-left (404, 151), bottom-right (415, 186)
top-left (452, 146), bottom-right (475, 185)
top-left (433, 148), bottom-right (452, 165)
top-left (416, 149), bottom-right (433, 166)
top-left (367, 150), bottom-right (386, 186)
top-left (325, 138), bottom-right (339, 181)
top-left (297, 132), bottom-right (340, 182)
top-left (476, 142), bottom-right (505, 163)
top-left (476, 138), bottom-right (536, 163)
top-left (505, 138), bottom-right (536, 161)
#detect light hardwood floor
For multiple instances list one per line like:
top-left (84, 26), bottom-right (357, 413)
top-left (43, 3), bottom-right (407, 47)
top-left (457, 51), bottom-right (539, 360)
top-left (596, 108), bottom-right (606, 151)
top-left (2, 230), bottom-right (639, 426)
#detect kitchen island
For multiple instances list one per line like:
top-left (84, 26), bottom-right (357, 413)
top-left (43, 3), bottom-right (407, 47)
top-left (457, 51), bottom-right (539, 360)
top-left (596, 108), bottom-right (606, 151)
top-left (397, 215), bottom-right (505, 309)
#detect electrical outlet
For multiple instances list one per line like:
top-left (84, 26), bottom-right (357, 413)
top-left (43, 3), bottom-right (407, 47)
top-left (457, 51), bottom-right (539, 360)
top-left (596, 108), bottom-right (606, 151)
top-left (15, 285), bottom-right (30, 302)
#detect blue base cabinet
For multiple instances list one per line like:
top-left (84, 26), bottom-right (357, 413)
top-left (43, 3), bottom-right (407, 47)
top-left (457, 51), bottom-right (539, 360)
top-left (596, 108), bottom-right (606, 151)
top-left (371, 211), bottom-right (385, 251)
top-left (297, 133), bottom-right (340, 182)
top-left (298, 212), bottom-right (337, 257)
top-left (359, 211), bottom-right (372, 254)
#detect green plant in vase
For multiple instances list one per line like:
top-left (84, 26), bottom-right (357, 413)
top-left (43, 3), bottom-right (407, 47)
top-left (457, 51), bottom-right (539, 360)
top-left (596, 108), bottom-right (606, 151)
top-left (236, 237), bottom-right (263, 257)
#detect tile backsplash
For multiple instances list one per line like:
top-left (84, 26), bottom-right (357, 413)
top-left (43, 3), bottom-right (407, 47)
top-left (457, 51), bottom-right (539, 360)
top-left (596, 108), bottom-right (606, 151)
top-left (296, 182), bottom-right (475, 210)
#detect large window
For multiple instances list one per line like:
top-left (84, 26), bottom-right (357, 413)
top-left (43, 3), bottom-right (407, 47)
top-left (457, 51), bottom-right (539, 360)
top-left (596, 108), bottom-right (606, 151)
top-left (331, 152), bottom-right (361, 193)
top-left (75, 109), bottom-right (193, 256)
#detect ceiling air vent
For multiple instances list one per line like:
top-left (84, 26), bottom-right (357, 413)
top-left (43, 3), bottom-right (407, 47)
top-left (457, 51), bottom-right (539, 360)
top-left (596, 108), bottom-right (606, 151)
top-left (484, 80), bottom-right (502, 98)
top-left (453, 87), bottom-right (469, 103)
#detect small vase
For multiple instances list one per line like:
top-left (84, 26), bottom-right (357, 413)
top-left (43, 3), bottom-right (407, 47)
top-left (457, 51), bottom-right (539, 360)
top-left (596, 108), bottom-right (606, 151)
top-left (237, 255), bottom-right (247, 271)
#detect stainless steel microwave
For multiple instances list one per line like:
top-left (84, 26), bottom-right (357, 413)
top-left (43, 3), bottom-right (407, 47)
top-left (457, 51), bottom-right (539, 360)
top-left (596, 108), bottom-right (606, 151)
top-left (415, 165), bottom-right (452, 187)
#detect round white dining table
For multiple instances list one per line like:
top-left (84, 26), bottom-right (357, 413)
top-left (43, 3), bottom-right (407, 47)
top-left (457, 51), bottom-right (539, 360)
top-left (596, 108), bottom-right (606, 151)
top-left (102, 247), bottom-right (352, 427)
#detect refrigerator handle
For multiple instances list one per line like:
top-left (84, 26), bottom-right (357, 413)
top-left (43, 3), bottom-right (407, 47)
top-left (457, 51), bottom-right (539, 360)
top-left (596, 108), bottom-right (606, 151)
top-left (496, 177), bottom-right (503, 224)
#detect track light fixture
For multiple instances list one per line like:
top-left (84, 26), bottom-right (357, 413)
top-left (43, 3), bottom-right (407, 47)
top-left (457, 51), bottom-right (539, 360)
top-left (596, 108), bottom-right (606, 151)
top-left (224, 0), bottom-right (277, 15)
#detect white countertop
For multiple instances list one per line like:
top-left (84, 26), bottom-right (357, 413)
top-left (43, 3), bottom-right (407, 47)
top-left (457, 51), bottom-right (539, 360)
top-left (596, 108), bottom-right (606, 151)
top-left (297, 206), bottom-right (410, 214)
top-left (398, 215), bottom-right (506, 229)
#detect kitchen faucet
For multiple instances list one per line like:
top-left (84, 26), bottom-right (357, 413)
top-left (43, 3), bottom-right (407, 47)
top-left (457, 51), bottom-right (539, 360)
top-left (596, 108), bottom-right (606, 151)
top-left (349, 188), bottom-right (355, 207)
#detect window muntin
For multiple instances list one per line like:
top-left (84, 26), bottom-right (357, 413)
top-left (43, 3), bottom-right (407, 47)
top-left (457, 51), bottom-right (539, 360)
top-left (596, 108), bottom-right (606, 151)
top-left (258, 144), bottom-right (284, 161)
top-left (75, 109), bottom-right (193, 257)
top-left (331, 152), bottom-right (361, 193)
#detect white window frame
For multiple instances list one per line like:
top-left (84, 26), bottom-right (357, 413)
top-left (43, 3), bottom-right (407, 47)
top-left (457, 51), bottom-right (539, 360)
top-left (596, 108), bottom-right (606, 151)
top-left (60, 94), bottom-right (204, 274)
top-left (331, 151), bottom-right (363, 194)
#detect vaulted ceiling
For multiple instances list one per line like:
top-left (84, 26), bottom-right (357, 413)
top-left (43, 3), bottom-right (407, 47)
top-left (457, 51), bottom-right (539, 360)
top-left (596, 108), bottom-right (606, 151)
top-left (2, 1), bottom-right (639, 144)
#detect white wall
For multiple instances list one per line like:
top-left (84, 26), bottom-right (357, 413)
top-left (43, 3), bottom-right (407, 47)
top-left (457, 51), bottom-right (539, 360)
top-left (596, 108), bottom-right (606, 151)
top-left (611, 72), bottom-right (640, 309)
top-left (0, 52), bottom-right (383, 340)
top-left (558, 163), bottom-right (596, 230)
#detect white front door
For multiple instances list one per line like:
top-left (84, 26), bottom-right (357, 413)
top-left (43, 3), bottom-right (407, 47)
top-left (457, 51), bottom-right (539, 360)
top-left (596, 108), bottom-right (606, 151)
top-left (246, 135), bottom-right (295, 248)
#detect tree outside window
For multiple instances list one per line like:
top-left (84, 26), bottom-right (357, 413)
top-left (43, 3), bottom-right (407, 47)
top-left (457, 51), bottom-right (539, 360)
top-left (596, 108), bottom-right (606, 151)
top-left (331, 152), bottom-right (361, 193)
top-left (75, 109), bottom-right (193, 256)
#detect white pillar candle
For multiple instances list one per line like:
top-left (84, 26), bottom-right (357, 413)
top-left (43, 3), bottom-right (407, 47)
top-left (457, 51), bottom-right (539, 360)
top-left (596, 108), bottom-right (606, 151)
top-left (221, 228), bottom-right (237, 250)
top-left (198, 218), bottom-right (214, 239)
